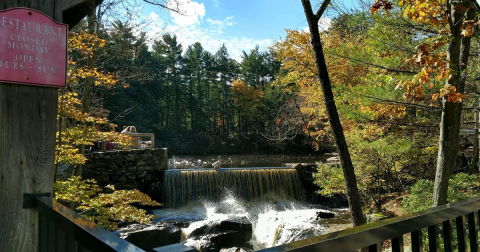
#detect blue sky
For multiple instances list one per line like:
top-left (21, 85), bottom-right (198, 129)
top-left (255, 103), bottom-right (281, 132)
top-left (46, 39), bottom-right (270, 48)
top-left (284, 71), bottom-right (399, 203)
top-left (137, 0), bottom-right (333, 61)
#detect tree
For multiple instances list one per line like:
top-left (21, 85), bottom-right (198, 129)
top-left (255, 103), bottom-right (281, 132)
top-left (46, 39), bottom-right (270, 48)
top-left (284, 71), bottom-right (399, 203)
top-left (300, 0), bottom-right (366, 226)
top-left (57, 30), bottom-right (133, 174)
top-left (372, 0), bottom-right (477, 206)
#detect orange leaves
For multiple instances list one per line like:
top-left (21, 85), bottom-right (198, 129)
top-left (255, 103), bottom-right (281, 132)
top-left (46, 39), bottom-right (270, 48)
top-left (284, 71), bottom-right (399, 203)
top-left (371, 0), bottom-right (393, 15)
top-left (231, 79), bottom-right (264, 116)
top-left (462, 20), bottom-right (479, 37)
top-left (432, 84), bottom-right (467, 102)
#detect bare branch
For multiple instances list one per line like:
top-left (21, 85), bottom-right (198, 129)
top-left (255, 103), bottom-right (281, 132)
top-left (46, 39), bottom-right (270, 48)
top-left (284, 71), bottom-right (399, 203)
top-left (315, 0), bottom-right (332, 20)
top-left (141, 0), bottom-right (185, 14)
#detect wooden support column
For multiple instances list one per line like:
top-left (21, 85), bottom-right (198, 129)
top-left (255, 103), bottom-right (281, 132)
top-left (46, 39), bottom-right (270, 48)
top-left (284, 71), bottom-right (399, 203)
top-left (0, 1), bottom-right (102, 252)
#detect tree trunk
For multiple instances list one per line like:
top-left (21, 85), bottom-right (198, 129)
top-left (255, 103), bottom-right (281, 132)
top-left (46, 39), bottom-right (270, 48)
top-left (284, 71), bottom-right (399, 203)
top-left (73, 10), bottom-right (96, 178)
top-left (433, 3), bottom-right (473, 206)
top-left (300, 0), bottom-right (366, 227)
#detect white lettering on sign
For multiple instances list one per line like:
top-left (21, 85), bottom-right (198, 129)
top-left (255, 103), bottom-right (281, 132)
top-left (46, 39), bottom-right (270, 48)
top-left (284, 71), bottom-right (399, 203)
top-left (0, 8), bottom-right (67, 88)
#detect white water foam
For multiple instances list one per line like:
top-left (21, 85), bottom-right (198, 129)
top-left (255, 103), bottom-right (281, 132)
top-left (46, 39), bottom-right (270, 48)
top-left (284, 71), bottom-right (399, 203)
top-left (153, 192), bottom-right (336, 250)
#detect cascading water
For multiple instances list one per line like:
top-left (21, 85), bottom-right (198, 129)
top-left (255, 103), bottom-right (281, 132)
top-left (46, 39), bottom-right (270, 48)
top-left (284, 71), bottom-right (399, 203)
top-left (153, 193), bottom-right (349, 251)
top-left (164, 168), bottom-right (306, 208)
top-left (155, 167), bottom-right (350, 251)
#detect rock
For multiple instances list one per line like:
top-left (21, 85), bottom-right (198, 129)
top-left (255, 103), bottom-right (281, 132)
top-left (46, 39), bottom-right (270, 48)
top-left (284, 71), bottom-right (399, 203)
top-left (315, 211), bottom-right (335, 220)
top-left (151, 243), bottom-right (197, 252)
top-left (185, 217), bottom-right (252, 238)
top-left (365, 213), bottom-right (388, 223)
top-left (184, 218), bottom-right (253, 252)
top-left (191, 231), bottom-right (254, 252)
top-left (325, 156), bottom-right (340, 163)
top-left (220, 248), bottom-right (252, 252)
top-left (119, 223), bottom-right (181, 251)
top-left (216, 218), bottom-right (252, 233)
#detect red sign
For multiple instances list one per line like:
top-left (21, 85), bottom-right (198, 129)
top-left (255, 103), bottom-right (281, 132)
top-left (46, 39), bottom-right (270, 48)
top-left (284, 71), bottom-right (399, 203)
top-left (0, 8), bottom-right (68, 88)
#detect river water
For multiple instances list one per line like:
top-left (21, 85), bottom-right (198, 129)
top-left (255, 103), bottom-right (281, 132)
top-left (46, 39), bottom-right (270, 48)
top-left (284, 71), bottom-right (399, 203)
top-left (168, 153), bottom-right (329, 169)
top-left (152, 193), bottom-right (351, 251)
top-left (156, 153), bottom-right (349, 251)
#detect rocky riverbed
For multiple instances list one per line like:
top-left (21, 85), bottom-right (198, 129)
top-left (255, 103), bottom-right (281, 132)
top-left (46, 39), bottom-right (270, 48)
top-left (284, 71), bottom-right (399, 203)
top-left (116, 194), bottom-right (351, 252)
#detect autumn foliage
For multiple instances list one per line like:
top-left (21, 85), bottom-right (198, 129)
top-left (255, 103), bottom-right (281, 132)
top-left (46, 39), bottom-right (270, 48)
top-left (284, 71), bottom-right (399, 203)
top-left (54, 176), bottom-right (160, 230)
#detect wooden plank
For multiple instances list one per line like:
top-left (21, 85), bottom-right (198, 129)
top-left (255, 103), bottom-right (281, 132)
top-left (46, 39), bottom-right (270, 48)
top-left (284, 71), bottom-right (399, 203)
top-left (368, 243), bottom-right (381, 252)
top-left (411, 230), bottom-right (423, 252)
top-left (467, 212), bottom-right (479, 252)
top-left (392, 236), bottom-right (404, 252)
top-left (38, 210), bottom-right (48, 252)
top-left (456, 215), bottom-right (468, 252)
top-left (56, 227), bottom-right (66, 252)
top-left (442, 220), bottom-right (454, 252)
top-left (0, 84), bottom-right (57, 252)
top-left (78, 244), bottom-right (91, 252)
top-left (427, 225), bottom-right (439, 252)
top-left (65, 231), bottom-right (78, 252)
top-left (47, 220), bottom-right (56, 252)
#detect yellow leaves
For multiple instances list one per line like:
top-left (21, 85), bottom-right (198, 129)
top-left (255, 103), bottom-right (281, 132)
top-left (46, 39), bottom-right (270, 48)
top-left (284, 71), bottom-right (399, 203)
top-left (68, 67), bottom-right (117, 87)
top-left (56, 91), bottom-right (134, 165)
top-left (401, 0), bottom-right (447, 27)
top-left (54, 177), bottom-right (160, 230)
top-left (68, 31), bottom-right (106, 58)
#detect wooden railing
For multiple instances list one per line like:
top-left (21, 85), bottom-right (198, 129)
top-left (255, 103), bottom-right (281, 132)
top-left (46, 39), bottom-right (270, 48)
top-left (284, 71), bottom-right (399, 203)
top-left (259, 195), bottom-right (480, 252)
top-left (33, 194), bottom-right (480, 252)
top-left (35, 196), bottom-right (146, 252)
top-left (34, 196), bottom-right (195, 252)
top-left (122, 133), bottom-right (155, 149)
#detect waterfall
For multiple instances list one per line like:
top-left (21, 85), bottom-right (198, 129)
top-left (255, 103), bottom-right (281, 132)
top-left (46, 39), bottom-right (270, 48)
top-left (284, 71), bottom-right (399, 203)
top-left (164, 168), bottom-right (306, 208)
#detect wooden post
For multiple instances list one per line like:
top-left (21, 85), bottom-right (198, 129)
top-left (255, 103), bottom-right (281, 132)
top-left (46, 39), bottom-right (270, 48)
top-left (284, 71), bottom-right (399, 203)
top-left (0, 1), bottom-right (102, 252)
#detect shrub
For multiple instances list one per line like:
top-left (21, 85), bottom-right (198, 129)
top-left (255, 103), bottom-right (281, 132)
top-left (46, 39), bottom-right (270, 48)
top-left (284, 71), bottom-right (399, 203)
top-left (314, 134), bottom-right (438, 210)
top-left (402, 173), bottom-right (478, 214)
top-left (54, 176), bottom-right (161, 230)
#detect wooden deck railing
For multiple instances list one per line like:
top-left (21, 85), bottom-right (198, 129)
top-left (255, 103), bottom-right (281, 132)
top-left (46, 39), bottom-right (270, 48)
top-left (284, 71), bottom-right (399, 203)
top-left (33, 194), bottom-right (480, 252)
top-left (259, 195), bottom-right (480, 252)
top-left (34, 196), bottom-right (196, 252)
top-left (35, 196), bottom-right (146, 252)
top-left (122, 133), bottom-right (155, 149)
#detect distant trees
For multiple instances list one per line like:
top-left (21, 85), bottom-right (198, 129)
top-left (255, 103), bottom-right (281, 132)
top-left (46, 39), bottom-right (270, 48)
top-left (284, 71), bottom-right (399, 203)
top-left (69, 16), bottom-right (289, 153)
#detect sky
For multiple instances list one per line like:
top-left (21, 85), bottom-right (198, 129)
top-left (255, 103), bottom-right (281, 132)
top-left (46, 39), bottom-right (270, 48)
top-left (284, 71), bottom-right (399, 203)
top-left (135, 0), bottom-right (334, 62)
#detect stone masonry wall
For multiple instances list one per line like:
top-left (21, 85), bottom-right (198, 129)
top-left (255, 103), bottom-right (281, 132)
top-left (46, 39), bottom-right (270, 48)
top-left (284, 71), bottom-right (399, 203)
top-left (82, 148), bottom-right (168, 202)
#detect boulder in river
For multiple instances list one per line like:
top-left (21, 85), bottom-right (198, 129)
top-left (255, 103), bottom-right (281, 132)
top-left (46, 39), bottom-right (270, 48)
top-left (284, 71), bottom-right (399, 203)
top-left (116, 223), bottom-right (182, 251)
top-left (183, 217), bottom-right (253, 252)
top-left (315, 210), bottom-right (335, 220)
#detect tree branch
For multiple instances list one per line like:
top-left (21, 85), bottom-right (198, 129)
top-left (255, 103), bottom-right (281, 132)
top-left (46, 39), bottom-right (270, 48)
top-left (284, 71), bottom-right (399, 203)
top-left (327, 51), bottom-right (417, 74)
top-left (142, 0), bottom-right (185, 14)
top-left (362, 95), bottom-right (442, 110)
top-left (315, 0), bottom-right (332, 21)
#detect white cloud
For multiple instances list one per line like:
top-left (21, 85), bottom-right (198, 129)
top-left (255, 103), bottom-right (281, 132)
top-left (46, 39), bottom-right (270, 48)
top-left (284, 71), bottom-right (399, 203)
top-left (206, 16), bottom-right (235, 34)
top-left (213, 0), bottom-right (221, 7)
top-left (150, 23), bottom-right (271, 62)
top-left (142, 2), bottom-right (269, 62)
top-left (150, 12), bottom-right (159, 22)
top-left (167, 0), bottom-right (206, 27)
top-left (302, 16), bottom-right (332, 32)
